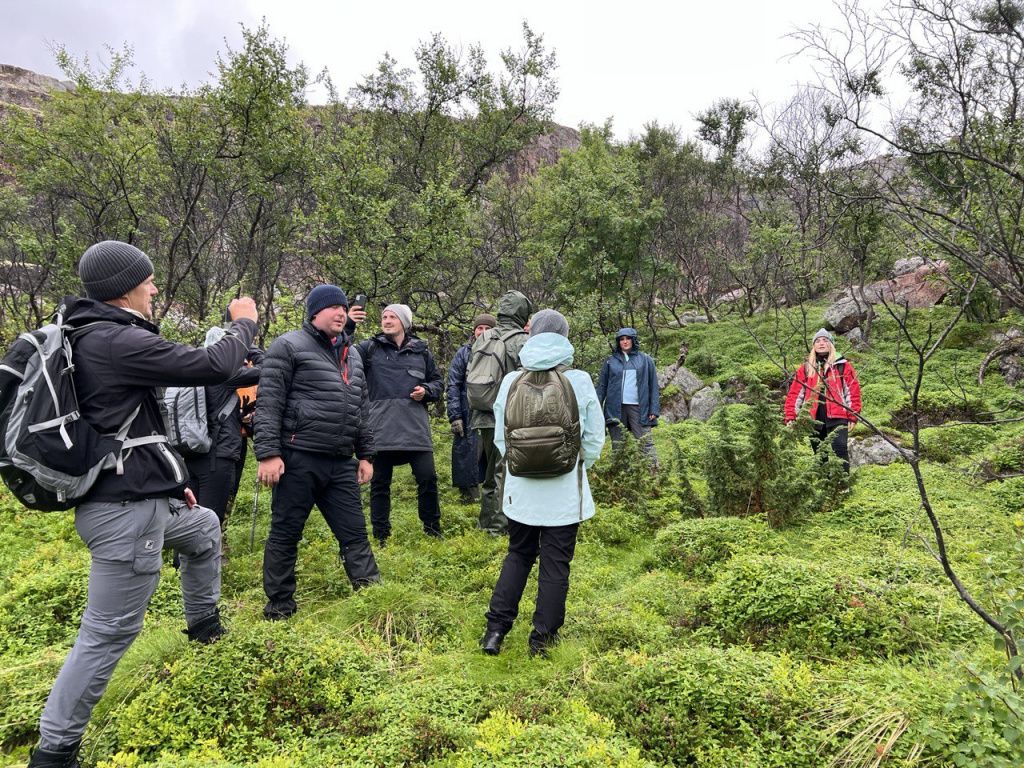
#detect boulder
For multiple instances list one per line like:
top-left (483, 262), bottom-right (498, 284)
top-left (688, 384), bottom-right (724, 422)
top-left (658, 364), bottom-right (705, 397)
top-left (891, 256), bottom-right (928, 277)
top-left (842, 327), bottom-right (867, 350)
top-left (660, 395), bottom-right (690, 424)
top-left (824, 297), bottom-right (874, 334)
top-left (849, 435), bottom-right (908, 469)
top-left (861, 261), bottom-right (950, 309)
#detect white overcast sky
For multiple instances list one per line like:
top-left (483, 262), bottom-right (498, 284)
top-left (2, 0), bottom-right (887, 140)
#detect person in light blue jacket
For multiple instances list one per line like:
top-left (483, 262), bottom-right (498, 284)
top-left (479, 309), bottom-right (605, 658)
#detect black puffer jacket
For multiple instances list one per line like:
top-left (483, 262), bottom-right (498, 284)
top-left (60, 296), bottom-right (256, 502)
top-left (356, 333), bottom-right (443, 453)
top-left (254, 321), bottom-right (374, 460)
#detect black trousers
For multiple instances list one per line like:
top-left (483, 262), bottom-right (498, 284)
top-left (185, 451), bottom-right (245, 523)
top-left (485, 519), bottom-right (580, 645)
top-left (369, 450), bottom-right (441, 540)
top-left (811, 418), bottom-right (851, 472)
top-left (263, 450), bottom-right (370, 609)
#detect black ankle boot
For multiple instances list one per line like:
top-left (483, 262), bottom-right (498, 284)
top-left (528, 632), bottom-right (559, 658)
top-left (184, 608), bottom-right (227, 644)
top-left (27, 741), bottom-right (81, 767)
top-left (480, 628), bottom-right (506, 655)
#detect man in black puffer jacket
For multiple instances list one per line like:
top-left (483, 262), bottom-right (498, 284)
top-left (356, 303), bottom-right (444, 545)
top-left (23, 241), bottom-right (258, 768)
top-left (255, 284), bottom-right (378, 620)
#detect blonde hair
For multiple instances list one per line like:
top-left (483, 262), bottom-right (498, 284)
top-left (805, 341), bottom-right (837, 379)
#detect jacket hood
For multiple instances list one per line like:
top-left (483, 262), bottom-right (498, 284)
top-left (62, 295), bottom-right (159, 333)
top-left (614, 327), bottom-right (640, 351)
top-left (497, 290), bottom-right (532, 327)
top-left (519, 333), bottom-right (574, 370)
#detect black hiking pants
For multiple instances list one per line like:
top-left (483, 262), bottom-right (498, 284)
top-left (811, 418), bottom-right (851, 473)
top-left (485, 519), bottom-right (580, 646)
top-left (369, 450), bottom-right (441, 540)
top-left (263, 449), bottom-right (376, 612)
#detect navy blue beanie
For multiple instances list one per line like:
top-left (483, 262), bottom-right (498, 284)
top-left (306, 284), bottom-right (348, 320)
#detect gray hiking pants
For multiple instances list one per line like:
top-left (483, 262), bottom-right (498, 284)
top-left (608, 404), bottom-right (658, 463)
top-left (38, 497), bottom-right (221, 749)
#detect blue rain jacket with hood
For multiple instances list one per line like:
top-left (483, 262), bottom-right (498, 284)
top-left (493, 333), bottom-right (605, 527)
top-left (596, 328), bottom-right (660, 426)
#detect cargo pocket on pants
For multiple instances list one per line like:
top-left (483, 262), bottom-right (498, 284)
top-left (131, 501), bottom-right (164, 575)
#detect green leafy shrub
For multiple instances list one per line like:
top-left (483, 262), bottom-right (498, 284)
top-left (454, 700), bottom-right (656, 767)
top-left (739, 359), bottom-right (787, 389)
top-left (587, 647), bottom-right (820, 766)
top-left (704, 385), bottom-right (846, 529)
top-left (686, 349), bottom-right (718, 377)
top-left (108, 621), bottom-right (392, 762)
top-left (696, 554), bottom-right (979, 657)
top-left (919, 423), bottom-right (998, 463)
top-left (647, 516), bottom-right (770, 580)
top-left (890, 390), bottom-right (988, 429)
top-left (589, 434), bottom-right (655, 508)
top-left (0, 541), bottom-right (89, 655)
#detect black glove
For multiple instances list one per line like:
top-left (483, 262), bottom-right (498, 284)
top-left (450, 419), bottom-right (464, 438)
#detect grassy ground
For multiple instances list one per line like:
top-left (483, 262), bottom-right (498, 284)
top-left (1, 304), bottom-right (1022, 766)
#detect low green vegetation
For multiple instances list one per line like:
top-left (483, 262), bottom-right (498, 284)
top-left (1, 305), bottom-right (1022, 766)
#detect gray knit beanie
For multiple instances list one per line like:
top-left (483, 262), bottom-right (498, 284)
top-left (384, 303), bottom-right (413, 331)
top-left (78, 241), bottom-right (155, 301)
top-left (813, 328), bottom-right (834, 343)
top-left (529, 309), bottom-right (570, 337)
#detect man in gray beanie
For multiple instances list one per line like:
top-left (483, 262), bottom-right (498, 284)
top-left (24, 241), bottom-right (259, 767)
top-left (255, 284), bottom-right (380, 620)
top-left (355, 302), bottom-right (444, 545)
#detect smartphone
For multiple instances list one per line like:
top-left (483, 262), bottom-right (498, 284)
top-left (352, 293), bottom-right (367, 311)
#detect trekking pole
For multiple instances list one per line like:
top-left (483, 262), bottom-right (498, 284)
top-left (249, 476), bottom-right (260, 552)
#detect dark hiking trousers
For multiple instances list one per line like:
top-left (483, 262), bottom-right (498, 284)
top-left (185, 454), bottom-right (236, 523)
top-left (39, 498), bottom-right (220, 749)
top-left (369, 449), bottom-right (441, 540)
top-left (811, 418), bottom-right (851, 472)
top-left (608, 404), bottom-right (657, 462)
top-left (477, 427), bottom-right (508, 534)
top-left (263, 450), bottom-right (374, 612)
top-left (485, 519), bottom-right (580, 646)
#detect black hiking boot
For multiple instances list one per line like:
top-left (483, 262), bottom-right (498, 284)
top-left (480, 628), bottom-right (506, 656)
top-left (184, 608), bottom-right (227, 644)
top-left (27, 741), bottom-right (81, 767)
top-left (528, 632), bottom-right (559, 659)
top-left (263, 600), bottom-right (297, 621)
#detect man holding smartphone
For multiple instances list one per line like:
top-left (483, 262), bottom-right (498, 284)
top-left (355, 303), bottom-right (445, 546)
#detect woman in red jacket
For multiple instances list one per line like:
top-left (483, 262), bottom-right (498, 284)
top-left (784, 328), bottom-right (862, 472)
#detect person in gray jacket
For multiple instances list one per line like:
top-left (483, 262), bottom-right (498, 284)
top-left (356, 304), bottom-right (444, 545)
top-left (22, 241), bottom-right (258, 768)
top-left (255, 284), bottom-right (378, 621)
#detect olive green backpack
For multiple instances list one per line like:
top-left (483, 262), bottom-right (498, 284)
top-left (503, 367), bottom-right (581, 478)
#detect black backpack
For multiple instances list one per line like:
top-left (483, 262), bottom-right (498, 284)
top-left (0, 312), bottom-right (164, 510)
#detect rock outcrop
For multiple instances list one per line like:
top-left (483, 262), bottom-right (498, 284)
top-left (0, 64), bottom-right (74, 117)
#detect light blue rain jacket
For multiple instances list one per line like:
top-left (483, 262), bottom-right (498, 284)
top-left (493, 333), bottom-right (606, 527)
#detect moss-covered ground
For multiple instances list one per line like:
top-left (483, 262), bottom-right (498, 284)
top-left (1, 304), bottom-right (1022, 766)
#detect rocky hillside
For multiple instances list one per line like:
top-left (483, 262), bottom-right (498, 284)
top-left (0, 64), bottom-right (74, 118)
